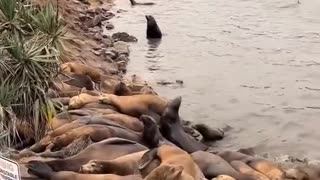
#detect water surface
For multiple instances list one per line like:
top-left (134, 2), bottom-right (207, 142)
top-left (110, 0), bottom-right (320, 159)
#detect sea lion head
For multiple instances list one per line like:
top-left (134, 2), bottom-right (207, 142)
top-left (68, 95), bottom-right (83, 109)
top-left (80, 160), bottom-right (104, 173)
top-left (160, 96), bottom-right (182, 124)
top-left (140, 115), bottom-right (160, 148)
top-left (145, 165), bottom-right (183, 180)
top-left (145, 15), bottom-right (157, 26)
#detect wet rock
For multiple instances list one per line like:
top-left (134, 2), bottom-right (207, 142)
top-left (176, 80), bottom-right (184, 84)
top-left (93, 33), bottom-right (104, 42)
top-left (101, 35), bottom-right (114, 47)
top-left (112, 32), bottom-right (138, 42)
top-left (116, 61), bottom-right (127, 73)
top-left (104, 48), bottom-right (119, 59)
top-left (157, 80), bottom-right (184, 85)
top-left (114, 54), bottom-right (129, 62)
top-left (113, 41), bottom-right (130, 56)
top-left (105, 22), bottom-right (115, 30)
top-left (90, 14), bottom-right (105, 27)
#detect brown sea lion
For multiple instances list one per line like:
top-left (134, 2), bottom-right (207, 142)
top-left (138, 144), bottom-right (206, 180)
top-left (146, 15), bottom-right (162, 39)
top-left (159, 96), bottom-right (208, 153)
top-left (191, 151), bottom-right (255, 180)
top-left (192, 124), bottom-right (224, 142)
top-left (212, 175), bottom-right (236, 180)
top-left (61, 62), bottom-right (103, 82)
top-left (99, 94), bottom-right (168, 118)
top-left (48, 124), bottom-right (142, 151)
top-left (230, 161), bottom-right (270, 180)
top-left (29, 138), bottom-right (148, 172)
top-left (68, 93), bottom-right (100, 109)
top-left (80, 150), bottom-right (148, 175)
top-left (144, 165), bottom-right (184, 180)
top-left (27, 160), bottom-right (143, 180)
top-left (218, 151), bottom-right (284, 180)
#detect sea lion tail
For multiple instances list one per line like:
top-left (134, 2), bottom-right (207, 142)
top-left (27, 160), bottom-right (54, 179)
top-left (138, 148), bottom-right (158, 170)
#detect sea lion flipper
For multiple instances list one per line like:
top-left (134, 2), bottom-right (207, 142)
top-left (27, 161), bottom-right (54, 179)
top-left (138, 148), bottom-right (158, 170)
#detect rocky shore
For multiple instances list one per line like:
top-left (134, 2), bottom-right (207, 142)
top-left (7, 0), bottom-right (320, 180)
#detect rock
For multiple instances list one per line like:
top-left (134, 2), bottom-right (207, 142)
top-left (90, 49), bottom-right (101, 56)
top-left (105, 22), bottom-right (114, 30)
top-left (90, 14), bottom-right (105, 27)
top-left (101, 35), bottom-right (114, 47)
top-left (114, 54), bottom-right (129, 62)
top-left (113, 41), bottom-right (130, 56)
top-left (116, 61), bottom-right (127, 73)
top-left (117, 9), bottom-right (128, 13)
top-left (93, 33), bottom-right (103, 42)
top-left (112, 32), bottom-right (138, 42)
top-left (78, 0), bottom-right (89, 4)
top-left (157, 80), bottom-right (174, 85)
top-left (104, 48), bottom-right (119, 59)
top-left (176, 80), bottom-right (184, 84)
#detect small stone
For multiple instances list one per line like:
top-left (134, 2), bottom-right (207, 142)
top-left (93, 33), bottom-right (103, 42)
top-left (105, 22), bottom-right (114, 30)
top-left (91, 14), bottom-right (105, 27)
top-left (176, 80), bottom-right (184, 84)
top-left (112, 32), bottom-right (137, 42)
top-left (157, 80), bottom-right (174, 85)
top-left (90, 50), bottom-right (101, 56)
top-left (104, 48), bottom-right (119, 59)
top-left (113, 41), bottom-right (130, 56)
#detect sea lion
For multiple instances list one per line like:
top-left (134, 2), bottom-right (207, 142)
top-left (159, 96), bottom-right (208, 153)
top-left (138, 144), bottom-right (206, 180)
top-left (129, 0), bottom-right (155, 5)
top-left (218, 151), bottom-right (284, 180)
top-left (61, 62), bottom-right (103, 82)
top-left (230, 161), bottom-right (269, 180)
top-left (99, 94), bottom-right (167, 118)
top-left (68, 93), bottom-right (100, 109)
top-left (59, 72), bottom-right (94, 90)
top-left (146, 15), bottom-right (162, 39)
top-left (98, 113), bottom-right (143, 132)
top-left (80, 150), bottom-right (148, 175)
top-left (48, 124), bottom-right (142, 151)
top-left (191, 151), bottom-right (255, 180)
top-left (212, 175), bottom-right (236, 180)
top-left (192, 124), bottom-right (224, 141)
top-left (30, 138), bottom-right (148, 172)
top-left (144, 165), bottom-right (184, 180)
top-left (27, 161), bottom-right (143, 180)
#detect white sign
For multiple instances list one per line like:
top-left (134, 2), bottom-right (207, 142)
top-left (0, 155), bottom-right (20, 180)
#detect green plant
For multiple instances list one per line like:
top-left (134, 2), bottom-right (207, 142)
top-left (0, 0), bottom-right (64, 149)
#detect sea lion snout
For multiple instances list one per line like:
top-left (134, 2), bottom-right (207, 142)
top-left (80, 161), bottom-right (101, 173)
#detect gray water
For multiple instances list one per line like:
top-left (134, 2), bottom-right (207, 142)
top-left (110, 0), bottom-right (320, 159)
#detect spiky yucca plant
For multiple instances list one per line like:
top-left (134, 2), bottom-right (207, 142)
top-left (0, 0), bottom-right (64, 152)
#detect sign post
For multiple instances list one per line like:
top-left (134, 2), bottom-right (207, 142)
top-left (0, 155), bottom-right (21, 180)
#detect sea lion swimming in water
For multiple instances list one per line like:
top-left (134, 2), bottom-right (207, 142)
top-left (129, 0), bottom-right (155, 5)
top-left (159, 96), bottom-right (208, 153)
top-left (146, 15), bottom-right (162, 39)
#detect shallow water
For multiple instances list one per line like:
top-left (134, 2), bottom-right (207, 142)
top-left (110, 0), bottom-right (320, 159)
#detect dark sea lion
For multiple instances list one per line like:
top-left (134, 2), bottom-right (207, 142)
top-left (159, 96), bottom-right (208, 153)
top-left (80, 150), bottom-right (148, 175)
top-left (99, 94), bottom-right (168, 118)
top-left (138, 144), bottom-right (205, 180)
top-left (146, 15), bottom-right (162, 39)
top-left (98, 113), bottom-right (144, 132)
top-left (129, 0), bottom-right (155, 5)
top-left (192, 123), bottom-right (224, 141)
top-left (191, 151), bottom-right (255, 180)
top-left (230, 161), bottom-right (269, 180)
top-left (61, 62), bottom-right (102, 82)
top-left (60, 72), bottom-right (94, 90)
top-left (31, 138), bottom-right (148, 172)
top-left (27, 161), bottom-right (143, 180)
